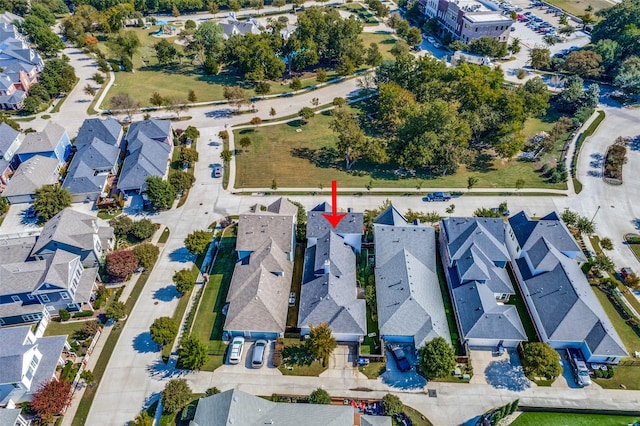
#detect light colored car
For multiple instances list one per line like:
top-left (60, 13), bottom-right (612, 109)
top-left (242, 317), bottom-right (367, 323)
top-left (213, 165), bottom-right (222, 178)
top-left (229, 336), bottom-right (245, 364)
top-left (252, 340), bottom-right (268, 368)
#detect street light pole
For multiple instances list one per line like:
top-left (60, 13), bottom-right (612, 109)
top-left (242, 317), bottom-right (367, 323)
top-left (590, 205), bottom-right (601, 226)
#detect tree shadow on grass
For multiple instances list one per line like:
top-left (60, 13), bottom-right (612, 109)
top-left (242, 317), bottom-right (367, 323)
top-left (287, 119), bottom-right (305, 127)
top-left (238, 128), bottom-right (255, 135)
top-left (467, 152), bottom-right (496, 173)
top-left (282, 345), bottom-right (315, 366)
top-left (291, 147), bottom-right (339, 169)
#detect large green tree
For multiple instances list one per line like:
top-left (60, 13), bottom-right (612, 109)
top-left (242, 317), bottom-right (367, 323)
top-left (107, 30), bottom-right (141, 61)
top-left (177, 335), bottom-right (208, 370)
top-left (145, 176), bottom-right (176, 210)
top-left (418, 337), bottom-right (456, 380)
top-left (521, 342), bottom-right (561, 379)
top-left (305, 323), bottom-right (336, 366)
top-left (133, 243), bottom-right (160, 269)
top-left (184, 230), bottom-right (213, 256)
top-left (308, 388), bottom-right (331, 404)
top-left (150, 316), bottom-right (178, 348)
top-left (154, 39), bottom-right (179, 65)
top-left (33, 186), bottom-right (72, 221)
top-left (173, 268), bottom-right (197, 295)
top-left (161, 379), bottom-right (192, 414)
top-left (381, 393), bottom-right (403, 416)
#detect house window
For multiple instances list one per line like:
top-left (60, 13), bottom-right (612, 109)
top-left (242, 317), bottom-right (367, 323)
top-left (28, 294), bottom-right (35, 300)
top-left (67, 303), bottom-right (77, 310)
top-left (61, 292), bottom-right (70, 300)
top-left (12, 295), bottom-right (21, 302)
top-left (47, 306), bottom-right (55, 311)
top-left (41, 294), bottom-right (50, 302)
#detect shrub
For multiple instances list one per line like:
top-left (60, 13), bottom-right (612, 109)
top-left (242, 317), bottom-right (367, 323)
top-left (133, 243), bottom-right (160, 269)
top-left (161, 379), bottom-right (192, 414)
top-left (106, 250), bottom-right (139, 281)
top-left (516, 69), bottom-right (526, 79)
top-left (58, 309), bottom-right (71, 321)
top-left (73, 310), bottom-right (95, 318)
top-left (130, 219), bottom-right (156, 240)
top-left (250, 117), bottom-right (262, 125)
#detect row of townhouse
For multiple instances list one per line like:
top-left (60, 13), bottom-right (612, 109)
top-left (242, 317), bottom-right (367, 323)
top-left (0, 208), bottom-right (114, 327)
top-left (0, 118), bottom-right (173, 205)
top-left (417, 0), bottom-right (513, 43)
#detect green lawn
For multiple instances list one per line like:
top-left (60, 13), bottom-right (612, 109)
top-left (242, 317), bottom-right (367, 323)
top-left (358, 361), bottom-right (386, 379)
top-left (435, 242), bottom-right (462, 354)
top-left (591, 285), bottom-right (640, 355)
top-left (44, 320), bottom-right (86, 341)
top-left (341, 4), bottom-right (379, 25)
top-left (279, 338), bottom-right (327, 376)
top-left (595, 365), bottom-right (640, 390)
top-left (360, 32), bottom-right (397, 60)
top-left (402, 405), bottom-right (434, 426)
top-left (511, 411), bottom-right (640, 426)
top-left (543, 0), bottom-right (610, 17)
top-left (190, 236), bottom-right (236, 371)
top-left (234, 108), bottom-right (566, 190)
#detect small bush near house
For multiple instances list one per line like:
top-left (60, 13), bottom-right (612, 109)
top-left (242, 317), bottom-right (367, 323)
top-left (106, 250), bottom-right (139, 281)
top-left (58, 309), bottom-right (71, 321)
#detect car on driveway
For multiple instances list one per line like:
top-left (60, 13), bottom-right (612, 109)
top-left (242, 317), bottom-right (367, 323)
top-left (387, 344), bottom-right (411, 372)
top-left (229, 336), bottom-right (245, 364)
top-left (213, 165), bottom-right (222, 178)
top-left (251, 340), bottom-right (267, 368)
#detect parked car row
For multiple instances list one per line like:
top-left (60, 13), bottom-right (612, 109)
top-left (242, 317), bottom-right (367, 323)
top-left (228, 337), bottom-right (268, 368)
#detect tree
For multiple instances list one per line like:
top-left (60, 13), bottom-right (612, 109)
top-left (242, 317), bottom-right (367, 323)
top-left (0, 196), bottom-right (7, 214)
top-left (576, 216), bottom-right (595, 235)
top-left (625, 274), bottom-right (640, 290)
top-left (177, 334), bottom-right (208, 370)
top-left (131, 218), bottom-right (156, 240)
top-left (418, 337), bottom-right (456, 380)
top-left (84, 84), bottom-right (96, 96)
top-left (381, 393), bottom-right (403, 416)
top-left (33, 186), bottom-right (72, 221)
top-left (187, 90), bottom-right (197, 103)
top-left (521, 342), bottom-right (561, 378)
top-left (80, 370), bottom-right (94, 384)
top-left (530, 47), bottom-right (551, 70)
top-left (446, 204), bottom-right (456, 215)
top-left (154, 39), bottom-right (178, 65)
top-left (254, 81), bottom-right (271, 96)
top-left (614, 56), bottom-right (640, 94)
top-left (228, 0), bottom-right (241, 11)
top-left (273, 0), bottom-right (286, 9)
top-left (110, 93), bottom-right (140, 122)
top-left (161, 379), bottom-right (191, 414)
top-left (405, 27), bottom-right (422, 47)
top-left (316, 68), bottom-right (328, 83)
top-left (561, 50), bottom-right (603, 78)
top-left (22, 96), bottom-right (41, 114)
top-left (592, 254), bottom-right (614, 272)
top-left (290, 77), bottom-right (302, 91)
top-left (20, 15), bottom-right (65, 56)
top-left (467, 176), bottom-right (479, 190)
top-left (468, 36), bottom-right (506, 57)
top-left (169, 171), bottom-right (195, 191)
top-left (306, 322), bottom-right (336, 366)
top-left (106, 250), bottom-right (139, 280)
top-left (365, 42), bottom-right (383, 67)
top-left (223, 86), bottom-right (250, 111)
top-left (149, 92), bottom-right (165, 107)
top-left (30, 379), bottom-right (72, 423)
top-left (297, 107), bottom-right (315, 124)
top-left (58, 309), bottom-right (71, 321)
top-left (600, 237), bottom-right (613, 250)
top-left (238, 137), bottom-right (252, 151)
top-left (145, 176), bottom-right (176, 210)
top-left (205, 387), bottom-right (221, 396)
top-left (184, 230), bottom-right (213, 256)
top-left (107, 30), bottom-right (141, 60)
top-left (39, 58), bottom-right (77, 96)
top-left (133, 243), bottom-right (160, 269)
top-left (329, 106), bottom-right (372, 170)
top-left (173, 268), bottom-right (197, 295)
top-left (105, 300), bottom-right (126, 320)
top-left (271, 179), bottom-right (278, 190)
top-left (390, 39), bottom-right (410, 56)
top-left (473, 207), bottom-right (501, 218)
top-left (220, 149), bottom-right (232, 163)
top-left (308, 388), bottom-right (331, 404)
top-left (515, 178), bottom-right (525, 190)
top-left (169, 98), bottom-right (189, 120)
top-left (110, 215), bottom-right (133, 237)
top-left (509, 37), bottom-right (521, 54)
top-left (172, 4), bottom-right (180, 16)
top-left (180, 147), bottom-right (199, 165)
top-left (131, 411), bottom-right (153, 426)
top-left (150, 316), bottom-right (178, 348)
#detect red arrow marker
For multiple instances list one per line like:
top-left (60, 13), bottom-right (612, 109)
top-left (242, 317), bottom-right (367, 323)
top-left (322, 180), bottom-right (347, 228)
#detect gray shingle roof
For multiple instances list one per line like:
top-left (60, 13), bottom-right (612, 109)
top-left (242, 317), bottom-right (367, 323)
top-left (512, 213), bottom-right (627, 358)
top-left (30, 334), bottom-right (67, 394)
top-left (16, 123), bottom-right (66, 156)
top-left (0, 235), bottom-right (36, 264)
top-left (224, 237), bottom-right (292, 334)
top-left (307, 202), bottom-right (363, 238)
top-left (374, 206), bottom-right (450, 347)
top-left (442, 217), bottom-right (526, 343)
top-left (0, 408), bottom-right (24, 426)
top-left (126, 119), bottom-right (171, 145)
top-left (118, 133), bottom-right (171, 191)
top-left (73, 118), bottom-right (122, 150)
top-left (31, 208), bottom-right (106, 256)
top-left (236, 198), bottom-right (296, 254)
top-left (0, 250), bottom-right (80, 295)
top-left (361, 415), bottom-right (393, 426)
top-left (0, 122), bottom-right (19, 157)
top-left (2, 155), bottom-right (59, 198)
top-left (298, 231), bottom-right (366, 336)
top-left (191, 389), bottom-right (354, 426)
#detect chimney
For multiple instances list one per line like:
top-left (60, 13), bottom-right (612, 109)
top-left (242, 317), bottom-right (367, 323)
top-left (324, 259), bottom-right (330, 275)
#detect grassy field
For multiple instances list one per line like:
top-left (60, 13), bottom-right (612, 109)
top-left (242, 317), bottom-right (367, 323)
top-left (544, 0), bottom-right (611, 17)
top-left (358, 361), bottom-right (386, 379)
top-left (595, 365), bottom-right (640, 390)
top-left (342, 3), bottom-right (379, 25)
top-left (511, 411), bottom-right (640, 426)
top-left (190, 236), bottom-right (236, 371)
top-left (234, 106), bottom-right (566, 190)
top-left (401, 405), bottom-right (434, 426)
top-left (44, 320), bottom-right (86, 340)
top-left (279, 338), bottom-right (327, 376)
top-left (591, 285), bottom-right (640, 355)
top-left (100, 26), bottom-right (396, 108)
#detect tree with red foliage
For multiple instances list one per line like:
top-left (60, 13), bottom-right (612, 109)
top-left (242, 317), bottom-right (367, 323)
top-left (106, 250), bottom-right (138, 281)
top-left (30, 379), bottom-right (72, 423)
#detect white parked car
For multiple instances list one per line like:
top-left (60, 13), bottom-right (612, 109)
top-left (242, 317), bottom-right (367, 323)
top-left (229, 337), bottom-right (245, 364)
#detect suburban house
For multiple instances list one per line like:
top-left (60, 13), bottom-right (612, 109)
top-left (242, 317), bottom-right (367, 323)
top-left (1, 156), bottom-right (60, 204)
top-left (223, 198), bottom-right (297, 341)
top-left (0, 122), bottom-right (20, 188)
top-left (30, 208), bottom-right (114, 268)
top-left (299, 203), bottom-right (366, 342)
top-left (12, 123), bottom-right (70, 169)
top-left (118, 119), bottom-right (173, 193)
top-left (0, 248), bottom-right (99, 326)
top-left (374, 206), bottom-right (450, 349)
top-left (0, 408), bottom-right (29, 426)
top-left (440, 217), bottom-right (526, 348)
top-left (218, 15), bottom-right (261, 40)
top-left (0, 325), bottom-right (68, 407)
top-left (62, 118), bottom-right (124, 203)
top-left (306, 202), bottom-right (363, 253)
top-left (190, 389), bottom-right (364, 426)
top-left (0, 21), bottom-right (44, 110)
top-left (508, 211), bottom-right (628, 363)
top-left (418, 0), bottom-right (513, 43)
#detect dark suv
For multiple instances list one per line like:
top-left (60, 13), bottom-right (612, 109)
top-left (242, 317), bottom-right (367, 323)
top-left (387, 344), bottom-right (411, 372)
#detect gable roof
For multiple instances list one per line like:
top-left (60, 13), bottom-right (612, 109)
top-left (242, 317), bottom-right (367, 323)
top-left (2, 155), bottom-right (59, 197)
top-left (307, 202), bottom-right (363, 238)
top-left (118, 134), bottom-right (171, 191)
top-left (236, 198), bottom-right (296, 254)
top-left (126, 119), bottom-right (171, 145)
top-left (31, 208), bottom-right (102, 255)
top-left (0, 408), bottom-right (24, 426)
top-left (0, 122), bottom-right (18, 157)
top-left (218, 18), bottom-right (261, 39)
top-left (16, 123), bottom-right (66, 156)
top-left (0, 250), bottom-right (80, 294)
top-left (298, 231), bottom-right (366, 336)
top-left (191, 389), bottom-right (354, 426)
top-left (0, 235), bottom-right (37, 264)
top-left (224, 237), bottom-right (292, 333)
top-left (73, 117), bottom-right (122, 150)
top-left (511, 212), bottom-right (626, 358)
top-left (374, 206), bottom-right (450, 347)
top-left (361, 415), bottom-right (393, 426)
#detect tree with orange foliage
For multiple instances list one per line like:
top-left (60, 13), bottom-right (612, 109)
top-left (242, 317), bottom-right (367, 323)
top-left (30, 379), bottom-right (72, 423)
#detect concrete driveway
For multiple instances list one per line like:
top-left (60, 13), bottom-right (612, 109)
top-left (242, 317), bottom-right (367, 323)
top-left (320, 344), bottom-right (366, 379)
top-left (470, 348), bottom-right (531, 391)
top-left (216, 340), bottom-right (283, 375)
top-left (380, 344), bottom-right (426, 390)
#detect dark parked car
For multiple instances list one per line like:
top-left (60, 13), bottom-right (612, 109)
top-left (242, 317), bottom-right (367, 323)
top-left (387, 344), bottom-right (411, 372)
